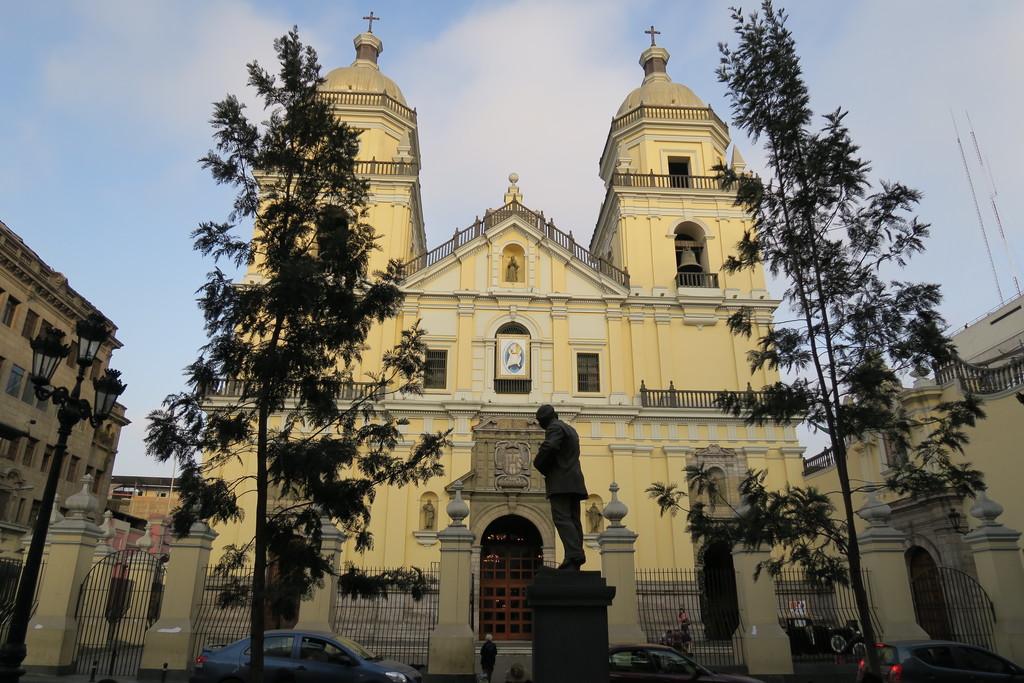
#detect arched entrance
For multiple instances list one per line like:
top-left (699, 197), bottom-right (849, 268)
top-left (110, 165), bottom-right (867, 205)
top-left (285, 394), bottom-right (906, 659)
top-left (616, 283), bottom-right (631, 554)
top-left (702, 542), bottom-right (740, 640)
top-left (479, 515), bottom-right (542, 640)
top-left (909, 547), bottom-right (952, 640)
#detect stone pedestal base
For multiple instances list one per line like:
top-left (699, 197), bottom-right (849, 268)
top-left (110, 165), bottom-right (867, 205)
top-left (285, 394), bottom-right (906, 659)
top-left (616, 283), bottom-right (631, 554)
top-left (528, 567), bottom-right (615, 683)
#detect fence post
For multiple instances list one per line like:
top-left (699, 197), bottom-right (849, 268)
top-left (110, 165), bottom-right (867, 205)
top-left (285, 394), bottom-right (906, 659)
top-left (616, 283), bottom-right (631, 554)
top-left (732, 544), bottom-right (794, 676)
top-left (598, 483), bottom-right (645, 643)
top-left (964, 490), bottom-right (1024, 661)
top-left (294, 518), bottom-right (346, 632)
top-left (856, 490), bottom-right (928, 641)
top-left (138, 520), bottom-right (218, 682)
top-left (23, 478), bottom-right (105, 674)
top-left (426, 480), bottom-right (476, 682)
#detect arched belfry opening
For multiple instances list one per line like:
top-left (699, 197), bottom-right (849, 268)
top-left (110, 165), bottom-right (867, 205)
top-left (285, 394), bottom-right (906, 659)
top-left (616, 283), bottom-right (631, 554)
top-left (479, 515), bottom-right (543, 640)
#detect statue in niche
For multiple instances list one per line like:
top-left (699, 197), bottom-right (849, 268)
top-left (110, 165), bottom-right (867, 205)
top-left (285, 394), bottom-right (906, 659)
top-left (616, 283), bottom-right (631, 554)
top-left (494, 441), bottom-right (531, 490)
top-left (422, 500), bottom-right (436, 530)
top-left (587, 502), bottom-right (603, 533)
top-left (505, 255), bottom-right (520, 282)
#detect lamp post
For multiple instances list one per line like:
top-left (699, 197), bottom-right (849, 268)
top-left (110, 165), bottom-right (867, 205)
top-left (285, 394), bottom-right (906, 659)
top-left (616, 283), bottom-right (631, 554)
top-left (0, 313), bottom-right (126, 683)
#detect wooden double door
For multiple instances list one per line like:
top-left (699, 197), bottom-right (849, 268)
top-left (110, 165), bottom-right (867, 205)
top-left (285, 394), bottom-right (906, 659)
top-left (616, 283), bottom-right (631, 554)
top-left (479, 515), bottom-right (542, 640)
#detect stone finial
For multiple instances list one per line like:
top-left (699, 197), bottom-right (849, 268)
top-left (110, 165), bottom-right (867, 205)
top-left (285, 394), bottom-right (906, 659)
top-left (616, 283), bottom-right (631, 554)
top-left (603, 482), bottom-right (628, 528)
top-left (446, 480), bottom-right (470, 527)
top-left (66, 474), bottom-right (99, 520)
top-left (856, 487), bottom-right (892, 526)
top-left (101, 510), bottom-right (115, 543)
top-left (136, 520), bottom-right (154, 552)
top-left (49, 494), bottom-right (64, 525)
top-left (970, 488), bottom-right (1005, 527)
top-left (504, 173), bottom-right (523, 204)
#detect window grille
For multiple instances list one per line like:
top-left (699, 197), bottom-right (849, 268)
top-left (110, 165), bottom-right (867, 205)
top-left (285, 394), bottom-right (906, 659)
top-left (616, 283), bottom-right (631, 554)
top-left (577, 353), bottom-right (600, 393)
top-left (424, 349), bottom-right (448, 390)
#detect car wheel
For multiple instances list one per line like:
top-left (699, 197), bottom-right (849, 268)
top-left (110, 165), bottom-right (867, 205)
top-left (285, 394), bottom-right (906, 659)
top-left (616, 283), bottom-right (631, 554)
top-left (851, 641), bottom-right (866, 658)
top-left (830, 633), bottom-right (847, 654)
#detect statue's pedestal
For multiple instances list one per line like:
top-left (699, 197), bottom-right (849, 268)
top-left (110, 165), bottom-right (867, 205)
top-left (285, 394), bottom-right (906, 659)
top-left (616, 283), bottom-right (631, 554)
top-left (528, 567), bottom-right (615, 683)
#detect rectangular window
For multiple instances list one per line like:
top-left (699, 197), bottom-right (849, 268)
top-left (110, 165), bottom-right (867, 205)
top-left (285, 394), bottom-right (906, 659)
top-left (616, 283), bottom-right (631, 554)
top-left (20, 309), bottom-right (39, 340)
top-left (28, 500), bottom-right (40, 527)
top-left (424, 349), bottom-right (448, 390)
top-left (20, 374), bottom-right (36, 404)
top-left (5, 365), bottom-right (24, 396)
top-left (21, 438), bottom-right (38, 467)
top-left (41, 445), bottom-right (54, 472)
top-left (67, 455), bottom-right (80, 482)
top-left (1, 297), bottom-right (19, 327)
top-left (577, 353), bottom-right (601, 393)
top-left (3, 437), bottom-right (20, 461)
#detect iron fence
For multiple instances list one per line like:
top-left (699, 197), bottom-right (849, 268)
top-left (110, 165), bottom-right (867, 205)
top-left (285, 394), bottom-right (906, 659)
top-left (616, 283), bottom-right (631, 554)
top-left (188, 563), bottom-right (254, 664)
top-left (332, 564), bottom-right (440, 669)
top-left (0, 556), bottom-right (37, 643)
top-left (774, 569), bottom-right (879, 665)
top-left (635, 568), bottom-right (741, 668)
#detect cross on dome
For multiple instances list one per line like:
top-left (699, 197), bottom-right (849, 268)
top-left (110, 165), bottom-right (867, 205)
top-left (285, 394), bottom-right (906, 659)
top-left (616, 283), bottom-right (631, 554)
top-left (645, 25), bottom-right (661, 46)
top-left (363, 11), bottom-right (380, 32)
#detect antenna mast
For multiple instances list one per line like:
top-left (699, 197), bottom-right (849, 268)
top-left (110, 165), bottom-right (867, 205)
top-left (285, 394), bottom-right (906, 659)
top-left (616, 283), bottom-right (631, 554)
top-left (966, 111), bottom-right (1020, 298)
top-left (952, 111), bottom-right (1003, 302)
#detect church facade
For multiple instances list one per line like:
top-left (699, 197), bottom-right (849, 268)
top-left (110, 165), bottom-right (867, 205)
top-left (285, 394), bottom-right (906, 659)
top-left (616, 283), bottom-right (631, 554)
top-left (204, 27), bottom-right (807, 638)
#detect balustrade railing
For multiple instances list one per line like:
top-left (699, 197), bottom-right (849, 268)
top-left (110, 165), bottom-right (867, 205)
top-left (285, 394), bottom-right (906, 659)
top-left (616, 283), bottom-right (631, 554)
top-left (319, 91), bottom-right (416, 123)
top-left (205, 378), bottom-right (381, 401)
top-left (638, 381), bottom-right (766, 409)
top-left (611, 104), bottom-right (727, 131)
top-left (613, 173), bottom-right (723, 190)
top-left (353, 159), bottom-right (418, 176)
top-left (934, 354), bottom-right (1024, 395)
top-left (676, 272), bottom-right (720, 288)
top-left (802, 448), bottom-right (835, 476)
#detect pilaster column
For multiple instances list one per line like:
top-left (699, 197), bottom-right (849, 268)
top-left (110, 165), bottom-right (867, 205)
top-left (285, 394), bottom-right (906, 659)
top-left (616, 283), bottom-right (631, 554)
top-left (856, 490), bottom-right (928, 641)
top-left (23, 479), bottom-right (104, 674)
top-left (598, 483), bottom-right (645, 643)
top-left (965, 490), bottom-right (1024, 661)
top-left (732, 544), bottom-right (793, 675)
top-left (295, 518), bottom-right (346, 632)
top-left (138, 521), bottom-right (219, 681)
top-left (426, 481), bottom-right (476, 683)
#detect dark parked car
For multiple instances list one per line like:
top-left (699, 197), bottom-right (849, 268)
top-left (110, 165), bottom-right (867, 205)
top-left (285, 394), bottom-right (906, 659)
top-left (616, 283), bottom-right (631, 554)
top-left (190, 629), bottom-right (421, 683)
top-left (609, 644), bottom-right (764, 682)
top-left (857, 640), bottom-right (1024, 682)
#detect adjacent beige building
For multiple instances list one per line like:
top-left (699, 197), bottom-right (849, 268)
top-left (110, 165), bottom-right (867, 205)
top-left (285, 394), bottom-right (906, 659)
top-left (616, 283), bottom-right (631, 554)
top-left (0, 219), bottom-right (127, 554)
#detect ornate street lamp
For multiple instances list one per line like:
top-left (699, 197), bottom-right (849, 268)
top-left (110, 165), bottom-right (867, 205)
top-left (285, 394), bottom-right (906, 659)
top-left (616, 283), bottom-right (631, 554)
top-left (0, 313), bottom-right (126, 683)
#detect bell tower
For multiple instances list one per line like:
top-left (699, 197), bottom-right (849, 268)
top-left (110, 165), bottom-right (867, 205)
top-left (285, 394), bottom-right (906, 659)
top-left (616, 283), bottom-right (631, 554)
top-left (591, 35), bottom-right (765, 300)
top-left (319, 27), bottom-right (426, 273)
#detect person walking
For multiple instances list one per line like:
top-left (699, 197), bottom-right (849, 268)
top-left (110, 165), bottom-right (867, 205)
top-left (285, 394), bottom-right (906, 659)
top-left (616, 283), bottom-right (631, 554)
top-left (532, 404), bottom-right (588, 569)
top-left (480, 633), bottom-right (497, 682)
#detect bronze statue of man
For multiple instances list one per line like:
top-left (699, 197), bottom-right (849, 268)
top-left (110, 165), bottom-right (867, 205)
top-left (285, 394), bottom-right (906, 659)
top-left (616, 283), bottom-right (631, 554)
top-left (533, 404), bottom-right (588, 569)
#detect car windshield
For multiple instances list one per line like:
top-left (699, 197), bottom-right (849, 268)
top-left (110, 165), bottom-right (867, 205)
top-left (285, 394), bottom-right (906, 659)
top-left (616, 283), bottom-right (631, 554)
top-left (648, 648), bottom-right (703, 675)
top-left (332, 635), bottom-right (381, 661)
top-left (878, 646), bottom-right (899, 666)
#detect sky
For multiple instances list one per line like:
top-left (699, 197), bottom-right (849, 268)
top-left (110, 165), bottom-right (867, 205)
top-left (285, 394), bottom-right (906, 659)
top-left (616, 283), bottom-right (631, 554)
top-left (1, 0), bottom-right (1022, 476)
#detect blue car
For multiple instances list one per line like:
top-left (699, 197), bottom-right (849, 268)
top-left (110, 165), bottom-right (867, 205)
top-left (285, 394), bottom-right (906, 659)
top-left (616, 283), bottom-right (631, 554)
top-left (191, 629), bottom-right (422, 683)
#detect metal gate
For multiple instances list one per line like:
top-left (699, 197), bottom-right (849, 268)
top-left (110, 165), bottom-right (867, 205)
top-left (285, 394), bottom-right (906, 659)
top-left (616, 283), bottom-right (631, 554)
top-left (74, 549), bottom-right (165, 676)
top-left (911, 566), bottom-right (995, 650)
top-left (635, 568), bottom-right (740, 669)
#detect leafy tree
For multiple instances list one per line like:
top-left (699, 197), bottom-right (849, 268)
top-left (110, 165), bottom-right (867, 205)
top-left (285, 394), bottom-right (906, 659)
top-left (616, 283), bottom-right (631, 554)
top-left (648, 2), bottom-right (984, 677)
top-left (145, 28), bottom-right (449, 680)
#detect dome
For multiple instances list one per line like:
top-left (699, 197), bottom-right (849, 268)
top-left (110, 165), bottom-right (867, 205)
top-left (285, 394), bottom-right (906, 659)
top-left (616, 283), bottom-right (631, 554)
top-left (616, 45), bottom-right (705, 116)
top-left (321, 32), bottom-right (408, 106)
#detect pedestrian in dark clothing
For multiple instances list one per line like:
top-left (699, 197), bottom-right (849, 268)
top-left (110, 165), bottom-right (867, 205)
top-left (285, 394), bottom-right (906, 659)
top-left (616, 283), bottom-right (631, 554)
top-left (532, 404), bottom-right (588, 569)
top-left (480, 633), bottom-right (497, 682)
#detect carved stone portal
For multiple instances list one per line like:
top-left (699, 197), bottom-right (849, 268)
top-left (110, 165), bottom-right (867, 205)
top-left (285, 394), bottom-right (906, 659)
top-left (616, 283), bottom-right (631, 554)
top-left (495, 441), bottom-right (531, 491)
